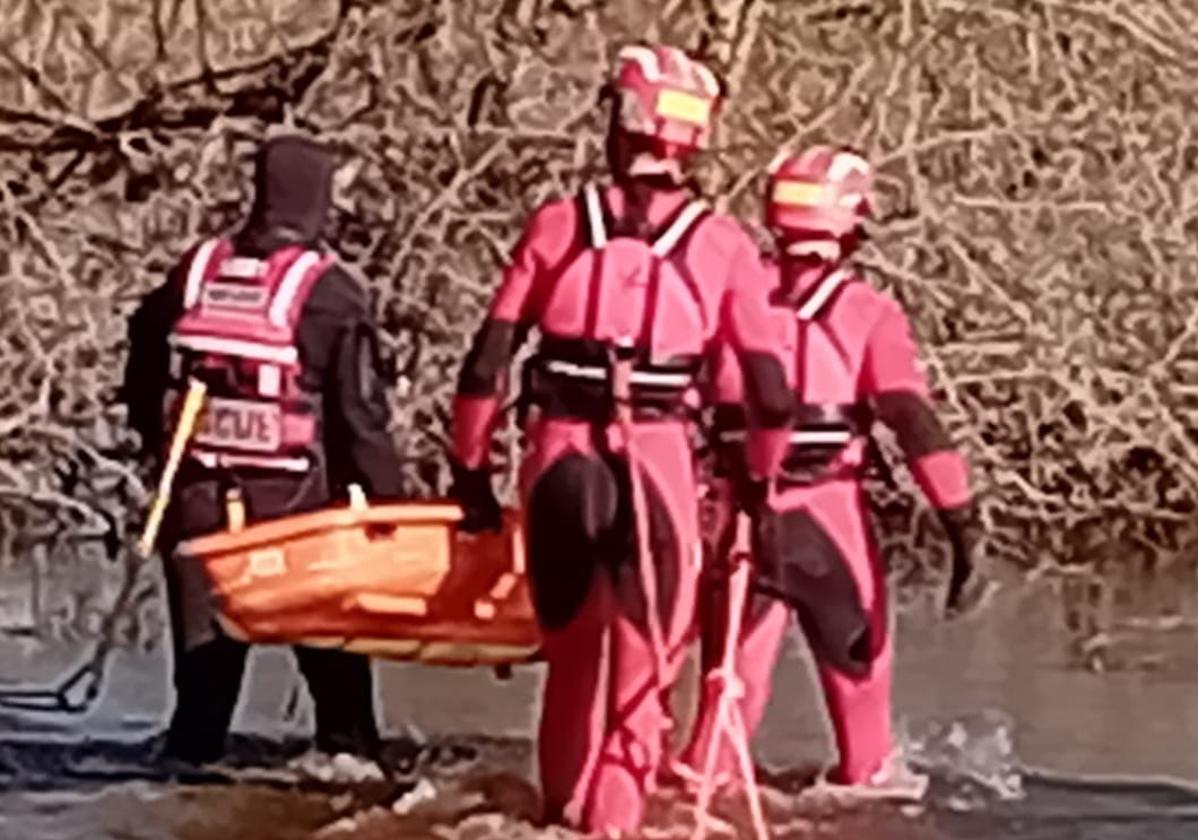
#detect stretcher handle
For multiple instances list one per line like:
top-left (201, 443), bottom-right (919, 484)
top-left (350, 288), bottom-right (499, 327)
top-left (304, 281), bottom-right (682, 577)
top-left (137, 378), bottom-right (208, 557)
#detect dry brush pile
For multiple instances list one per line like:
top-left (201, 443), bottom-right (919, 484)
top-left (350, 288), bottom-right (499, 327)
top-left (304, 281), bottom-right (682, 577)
top-left (1, 0), bottom-right (1197, 639)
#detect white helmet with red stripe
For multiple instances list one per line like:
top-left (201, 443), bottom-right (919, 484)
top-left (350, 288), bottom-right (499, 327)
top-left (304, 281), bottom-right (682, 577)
top-left (610, 44), bottom-right (723, 159)
top-left (765, 146), bottom-right (874, 239)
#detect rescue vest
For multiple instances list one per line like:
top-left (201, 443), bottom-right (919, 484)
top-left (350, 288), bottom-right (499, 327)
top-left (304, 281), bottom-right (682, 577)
top-left (528, 183), bottom-right (711, 419)
top-left (166, 238), bottom-right (334, 473)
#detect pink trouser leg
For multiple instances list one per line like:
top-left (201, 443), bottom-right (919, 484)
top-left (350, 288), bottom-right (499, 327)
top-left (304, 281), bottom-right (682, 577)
top-left (678, 598), bottom-right (788, 780)
top-left (818, 625), bottom-right (894, 784)
top-left (526, 420), bottom-right (702, 835)
top-left (680, 482), bottom-right (894, 785)
top-left (582, 609), bottom-right (669, 832)
top-left (538, 575), bottom-right (615, 826)
top-left (538, 585), bottom-right (683, 832)
top-left (805, 485), bottom-right (893, 783)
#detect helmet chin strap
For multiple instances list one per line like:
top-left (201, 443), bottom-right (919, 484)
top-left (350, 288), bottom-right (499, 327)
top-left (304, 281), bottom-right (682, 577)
top-left (784, 238), bottom-right (842, 261)
top-left (777, 239), bottom-right (843, 305)
top-left (625, 152), bottom-right (685, 181)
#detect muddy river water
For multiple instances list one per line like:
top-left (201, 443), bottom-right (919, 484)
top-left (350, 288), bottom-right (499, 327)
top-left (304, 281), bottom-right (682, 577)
top-left (2, 577), bottom-right (1197, 839)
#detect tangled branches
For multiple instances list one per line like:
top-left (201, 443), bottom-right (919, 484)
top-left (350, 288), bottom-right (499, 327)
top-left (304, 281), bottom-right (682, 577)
top-left (1, 0), bottom-right (1196, 639)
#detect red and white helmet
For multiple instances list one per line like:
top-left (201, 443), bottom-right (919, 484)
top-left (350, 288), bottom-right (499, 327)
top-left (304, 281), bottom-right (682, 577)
top-left (765, 146), bottom-right (874, 238)
top-left (611, 44), bottom-right (723, 157)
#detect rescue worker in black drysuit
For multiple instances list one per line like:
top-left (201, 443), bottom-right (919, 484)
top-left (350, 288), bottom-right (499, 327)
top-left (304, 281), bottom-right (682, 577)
top-left (122, 135), bottom-right (405, 765)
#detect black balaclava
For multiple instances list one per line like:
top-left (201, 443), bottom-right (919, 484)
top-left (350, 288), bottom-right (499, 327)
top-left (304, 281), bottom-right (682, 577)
top-left (601, 97), bottom-right (695, 238)
top-left (775, 228), bottom-right (862, 305)
top-left (235, 134), bottom-right (335, 257)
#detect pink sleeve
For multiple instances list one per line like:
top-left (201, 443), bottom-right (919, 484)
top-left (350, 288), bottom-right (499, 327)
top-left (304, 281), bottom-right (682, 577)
top-left (721, 246), bottom-right (793, 478)
top-left (860, 302), bottom-right (930, 398)
top-left (451, 207), bottom-right (559, 468)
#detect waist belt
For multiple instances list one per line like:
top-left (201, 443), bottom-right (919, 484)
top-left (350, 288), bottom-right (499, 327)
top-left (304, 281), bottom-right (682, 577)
top-left (714, 402), bottom-right (872, 443)
top-left (521, 340), bottom-right (700, 423)
top-left (540, 359), bottom-right (694, 390)
top-left (716, 428), bottom-right (856, 446)
top-left (713, 402), bottom-right (874, 486)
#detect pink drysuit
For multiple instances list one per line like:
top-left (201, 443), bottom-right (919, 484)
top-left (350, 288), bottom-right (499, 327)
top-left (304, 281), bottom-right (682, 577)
top-left (679, 262), bottom-right (973, 785)
top-left (450, 182), bottom-right (793, 833)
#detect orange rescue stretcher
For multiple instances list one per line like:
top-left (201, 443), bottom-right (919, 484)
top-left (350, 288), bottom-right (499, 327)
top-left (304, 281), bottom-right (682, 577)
top-left (175, 489), bottom-right (541, 667)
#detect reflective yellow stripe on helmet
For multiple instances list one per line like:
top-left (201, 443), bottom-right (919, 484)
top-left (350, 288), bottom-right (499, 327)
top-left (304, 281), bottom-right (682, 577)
top-left (772, 180), bottom-right (833, 207)
top-left (656, 89), bottom-right (712, 124)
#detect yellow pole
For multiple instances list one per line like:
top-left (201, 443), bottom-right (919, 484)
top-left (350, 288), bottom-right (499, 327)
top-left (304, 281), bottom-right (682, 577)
top-left (137, 378), bottom-right (207, 557)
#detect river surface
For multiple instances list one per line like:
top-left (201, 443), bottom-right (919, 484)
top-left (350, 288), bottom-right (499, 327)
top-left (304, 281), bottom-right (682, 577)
top-left (2, 576), bottom-right (1197, 839)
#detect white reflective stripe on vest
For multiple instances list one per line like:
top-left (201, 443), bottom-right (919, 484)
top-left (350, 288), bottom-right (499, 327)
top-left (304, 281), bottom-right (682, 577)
top-left (184, 239), bottom-right (222, 309)
top-left (797, 268), bottom-right (851, 322)
top-left (651, 201), bottom-right (707, 257)
top-left (192, 450), bottom-right (311, 473)
top-left (583, 183), bottom-right (608, 249)
top-left (543, 359), bottom-right (692, 388)
top-left (719, 428), bottom-right (854, 445)
top-left (268, 250), bottom-right (322, 327)
top-left (258, 364), bottom-right (282, 397)
top-left (169, 333), bottom-right (299, 365)
top-left (219, 257), bottom-right (267, 279)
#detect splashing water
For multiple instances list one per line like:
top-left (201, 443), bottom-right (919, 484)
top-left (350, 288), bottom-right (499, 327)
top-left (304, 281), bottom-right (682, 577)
top-left (901, 709), bottom-right (1025, 805)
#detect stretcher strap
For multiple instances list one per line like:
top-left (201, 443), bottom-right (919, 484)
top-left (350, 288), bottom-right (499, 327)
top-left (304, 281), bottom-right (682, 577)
top-left (691, 517), bottom-right (771, 840)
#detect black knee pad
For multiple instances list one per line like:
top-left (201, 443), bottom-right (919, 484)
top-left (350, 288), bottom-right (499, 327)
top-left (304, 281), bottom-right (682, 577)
top-left (754, 509), bottom-right (875, 678)
top-left (605, 464), bottom-right (682, 639)
top-left (527, 453), bottom-right (621, 630)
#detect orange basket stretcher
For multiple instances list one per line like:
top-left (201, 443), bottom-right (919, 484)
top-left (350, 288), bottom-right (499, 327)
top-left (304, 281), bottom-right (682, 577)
top-left (175, 492), bottom-right (541, 667)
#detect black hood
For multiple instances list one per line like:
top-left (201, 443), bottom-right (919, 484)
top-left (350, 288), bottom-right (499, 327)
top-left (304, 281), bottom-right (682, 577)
top-left (236, 134), bottom-right (335, 256)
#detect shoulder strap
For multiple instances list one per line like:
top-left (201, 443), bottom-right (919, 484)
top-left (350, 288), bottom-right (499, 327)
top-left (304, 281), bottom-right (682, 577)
top-left (795, 268), bottom-right (855, 322)
top-left (650, 200), bottom-right (708, 258)
top-left (268, 249), bottom-right (331, 328)
top-left (637, 203), bottom-right (714, 357)
top-left (581, 182), bottom-right (608, 250)
top-left (182, 238), bottom-right (226, 309)
top-left (577, 185), bottom-right (713, 346)
top-left (581, 184), bottom-right (709, 257)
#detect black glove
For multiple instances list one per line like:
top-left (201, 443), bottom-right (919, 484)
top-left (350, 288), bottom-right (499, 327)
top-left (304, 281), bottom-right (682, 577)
top-left (939, 503), bottom-right (987, 617)
top-left (449, 460), bottom-right (503, 534)
top-left (736, 476), bottom-right (782, 582)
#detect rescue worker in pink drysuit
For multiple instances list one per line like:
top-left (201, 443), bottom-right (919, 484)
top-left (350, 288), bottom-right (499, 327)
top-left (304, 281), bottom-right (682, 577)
top-left (676, 146), bottom-right (984, 794)
top-left (448, 46), bottom-right (794, 835)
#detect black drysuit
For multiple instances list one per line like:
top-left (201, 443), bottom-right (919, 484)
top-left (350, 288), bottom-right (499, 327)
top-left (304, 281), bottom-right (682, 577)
top-left (121, 136), bottom-right (405, 763)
